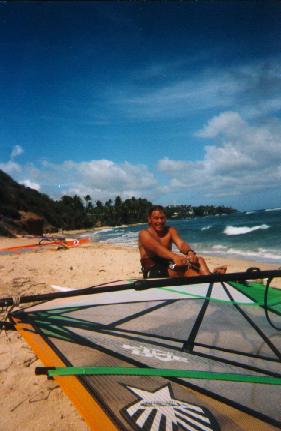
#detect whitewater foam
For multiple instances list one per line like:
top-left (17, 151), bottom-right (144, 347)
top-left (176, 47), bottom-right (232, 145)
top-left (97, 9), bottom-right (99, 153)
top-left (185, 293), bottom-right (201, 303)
top-left (92, 228), bottom-right (114, 235)
top-left (265, 207), bottom-right (281, 212)
top-left (202, 245), bottom-right (281, 263)
top-left (89, 211), bottom-right (279, 264)
top-left (211, 244), bottom-right (227, 250)
top-left (100, 231), bottom-right (138, 246)
top-left (224, 224), bottom-right (269, 236)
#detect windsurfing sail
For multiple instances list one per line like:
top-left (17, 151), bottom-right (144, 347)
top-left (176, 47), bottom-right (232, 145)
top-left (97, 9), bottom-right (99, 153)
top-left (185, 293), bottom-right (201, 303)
top-left (2, 269), bottom-right (281, 431)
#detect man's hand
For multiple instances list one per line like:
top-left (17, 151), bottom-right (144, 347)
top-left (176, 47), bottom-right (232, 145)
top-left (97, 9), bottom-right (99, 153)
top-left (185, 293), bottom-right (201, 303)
top-left (172, 254), bottom-right (190, 267)
top-left (186, 250), bottom-right (199, 267)
top-left (171, 251), bottom-right (200, 270)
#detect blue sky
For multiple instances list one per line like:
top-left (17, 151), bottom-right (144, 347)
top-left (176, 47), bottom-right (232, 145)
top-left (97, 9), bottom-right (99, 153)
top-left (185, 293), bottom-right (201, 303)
top-left (1, 1), bottom-right (281, 210)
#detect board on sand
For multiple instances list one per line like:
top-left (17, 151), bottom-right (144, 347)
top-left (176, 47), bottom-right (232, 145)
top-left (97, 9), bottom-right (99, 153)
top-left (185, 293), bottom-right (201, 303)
top-left (2, 269), bottom-right (281, 431)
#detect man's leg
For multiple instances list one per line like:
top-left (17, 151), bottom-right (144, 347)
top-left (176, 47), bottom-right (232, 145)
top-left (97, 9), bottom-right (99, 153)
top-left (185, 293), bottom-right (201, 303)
top-left (168, 256), bottom-right (227, 277)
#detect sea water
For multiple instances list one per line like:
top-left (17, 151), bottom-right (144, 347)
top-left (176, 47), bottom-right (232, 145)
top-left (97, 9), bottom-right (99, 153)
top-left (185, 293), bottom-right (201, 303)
top-left (89, 208), bottom-right (281, 264)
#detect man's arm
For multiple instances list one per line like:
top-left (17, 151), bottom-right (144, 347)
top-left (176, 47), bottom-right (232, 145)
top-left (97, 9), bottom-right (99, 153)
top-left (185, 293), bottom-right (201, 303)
top-left (169, 227), bottom-right (199, 267)
top-left (138, 230), bottom-right (188, 265)
top-left (169, 227), bottom-right (194, 254)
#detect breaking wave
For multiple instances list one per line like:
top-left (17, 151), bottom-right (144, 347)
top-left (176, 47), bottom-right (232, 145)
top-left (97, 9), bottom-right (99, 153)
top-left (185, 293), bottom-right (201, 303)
top-left (201, 245), bottom-right (281, 263)
top-left (224, 225), bottom-right (269, 236)
top-left (90, 209), bottom-right (280, 263)
top-left (265, 207), bottom-right (281, 212)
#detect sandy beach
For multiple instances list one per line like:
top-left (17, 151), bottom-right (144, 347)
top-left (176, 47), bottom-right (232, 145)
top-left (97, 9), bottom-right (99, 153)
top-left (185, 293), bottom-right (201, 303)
top-left (0, 236), bottom-right (278, 431)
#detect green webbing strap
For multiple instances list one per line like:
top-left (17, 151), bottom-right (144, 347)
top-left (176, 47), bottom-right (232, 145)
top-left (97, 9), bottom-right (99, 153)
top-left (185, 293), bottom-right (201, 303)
top-left (159, 284), bottom-right (280, 308)
top-left (229, 281), bottom-right (281, 312)
top-left (158, 286), bottom-right (260, 306)
top-left (43, 366), bottom-right (281, 385)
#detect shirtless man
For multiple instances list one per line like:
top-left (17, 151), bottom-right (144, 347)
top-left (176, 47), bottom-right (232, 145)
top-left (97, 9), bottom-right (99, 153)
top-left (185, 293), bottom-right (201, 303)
top-left (139, 205), bottom-right (226, 278)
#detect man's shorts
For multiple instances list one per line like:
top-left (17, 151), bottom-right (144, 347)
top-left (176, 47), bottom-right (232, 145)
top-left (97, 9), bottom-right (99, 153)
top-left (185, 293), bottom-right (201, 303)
top-left (144, 262), bottom-right (169, 278)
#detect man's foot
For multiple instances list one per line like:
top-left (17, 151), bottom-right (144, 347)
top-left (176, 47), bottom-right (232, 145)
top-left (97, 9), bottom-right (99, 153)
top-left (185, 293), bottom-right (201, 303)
top-left (213, 265), bottom-right (227, 274)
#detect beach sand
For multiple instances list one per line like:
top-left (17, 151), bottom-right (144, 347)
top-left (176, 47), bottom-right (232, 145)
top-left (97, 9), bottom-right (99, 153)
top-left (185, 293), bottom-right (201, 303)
top-left (0, 236), bottom-right (278, 431)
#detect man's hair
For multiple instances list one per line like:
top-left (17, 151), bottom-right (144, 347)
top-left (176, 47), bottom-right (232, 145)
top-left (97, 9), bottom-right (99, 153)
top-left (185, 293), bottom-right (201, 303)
top-left (148, 205), bottom-right (166, 217)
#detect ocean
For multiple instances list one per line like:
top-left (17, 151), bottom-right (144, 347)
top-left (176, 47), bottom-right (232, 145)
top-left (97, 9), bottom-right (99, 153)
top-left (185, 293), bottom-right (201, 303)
top-left (88, 208), bottom-right (281, 264)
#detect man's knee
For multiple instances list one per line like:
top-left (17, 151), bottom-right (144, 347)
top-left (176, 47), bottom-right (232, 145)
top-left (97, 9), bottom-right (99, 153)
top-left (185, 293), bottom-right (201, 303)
top-left (197, 256), bottom-right (204, 265)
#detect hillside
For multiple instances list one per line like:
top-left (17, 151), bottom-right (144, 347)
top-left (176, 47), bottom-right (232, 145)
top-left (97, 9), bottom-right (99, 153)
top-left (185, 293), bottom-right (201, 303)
top-left (0, 170), bottom-right (152, 237)
top-left (0, 170), bottom-right (62, 236)
top-left (0, 170), bottom-right (236, 237)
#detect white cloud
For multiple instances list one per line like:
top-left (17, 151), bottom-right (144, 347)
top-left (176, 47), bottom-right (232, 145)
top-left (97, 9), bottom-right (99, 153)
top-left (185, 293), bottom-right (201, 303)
top-left (0, 145), bottom-right (24, 175)
top-left (1, 111), bottom-right (280, 210)
top-left (195, 112), bottom-right (246, 138)
top-left (107, 57), bottom-right (281, 121)
top-left (0, 160), bottom-right (22, 175)
top-left (112, 72), bottom-right (237, 120)
top-left (12, 159), bottom-right (158, 202)
top-left (158, 112), bottom-right (281, 200)
top-left (20, 179), bottom-right (41, 191)
top-left (157, 158), bottom-right (192, 172)
top-left (10, 145), bottom-right (23, 159)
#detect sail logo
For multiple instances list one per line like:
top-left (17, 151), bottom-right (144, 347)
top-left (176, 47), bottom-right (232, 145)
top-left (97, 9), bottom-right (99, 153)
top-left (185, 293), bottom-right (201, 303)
top-left (122, 384), bottom-right (220, 431)
top-left (122, 344), bottom-right (189, 363)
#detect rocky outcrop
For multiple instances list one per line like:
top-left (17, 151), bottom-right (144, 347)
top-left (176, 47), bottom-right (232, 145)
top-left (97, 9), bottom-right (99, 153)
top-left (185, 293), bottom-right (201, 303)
top-left (0, 170), bottom-right (58, 236)
top-left (0, 211), bottom-right (47, 237)
top-left (18, 211), bottom-right (44, 235)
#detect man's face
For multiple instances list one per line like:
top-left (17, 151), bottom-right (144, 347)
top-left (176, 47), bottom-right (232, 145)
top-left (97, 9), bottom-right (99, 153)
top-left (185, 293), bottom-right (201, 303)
top-left (148, 210), bottom-right (167, 233)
